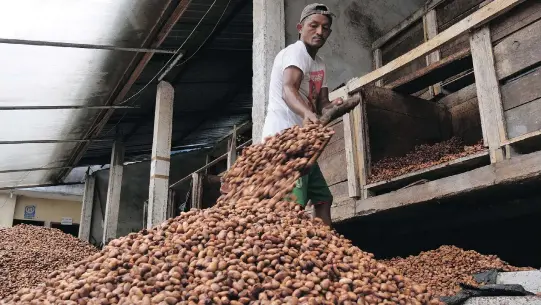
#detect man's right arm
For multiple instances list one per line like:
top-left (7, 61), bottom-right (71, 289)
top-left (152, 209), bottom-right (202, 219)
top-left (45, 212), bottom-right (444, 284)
top-left (282, 66), bottom-right (319, 124)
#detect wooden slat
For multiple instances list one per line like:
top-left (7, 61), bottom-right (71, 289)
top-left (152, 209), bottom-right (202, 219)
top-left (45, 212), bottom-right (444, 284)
top-left (343, 110), bottom-right (361, 198)
top-left (424, 9), bottom-right (442, 97)
top-left (505, 97), bottom-right (541, 139)
top-left (437, 0), bottom-right (485, 31)
top-left (373, 49), bottom-right (383, 87)
top-left (491, 0), bottom-right (541, 43)
top-left (355, 95), bottom-right (371, 199)
top-left (470, 25), bottom-right (506, 163)
top-left (493, 18), bottom-right (541, 80)
top-left (503, 130), bottom-right (541, 145)
top-left (330, 0), bottom-right (525, 102)
top-left (501, 66), bottom-right (541, 111)
top-left (226, 126), bottom-right (237, 169)
top-left (191, 172), bottom-right (203, 209)
top-left (384, 48), bottom-right (472, 94)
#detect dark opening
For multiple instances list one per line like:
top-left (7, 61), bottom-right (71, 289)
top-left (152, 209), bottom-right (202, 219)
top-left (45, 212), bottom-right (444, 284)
top-left (12, 219), bottom-right (45, 226)
top-left (334, 181), bottom-right (541, 268)
top-left (51, 222), bottom-right (80, 238)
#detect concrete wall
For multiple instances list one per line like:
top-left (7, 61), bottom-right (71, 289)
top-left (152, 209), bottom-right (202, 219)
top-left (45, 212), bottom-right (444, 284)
top-left (13, 196), bottom-right (81, 225)
top-left (284, 0), bottom-right (425, 90)
top-left (0, 194), bottom-right (17, 228)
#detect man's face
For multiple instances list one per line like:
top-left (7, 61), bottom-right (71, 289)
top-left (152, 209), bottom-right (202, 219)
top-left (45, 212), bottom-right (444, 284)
top-left (297, 14), bottom-right (332, 49)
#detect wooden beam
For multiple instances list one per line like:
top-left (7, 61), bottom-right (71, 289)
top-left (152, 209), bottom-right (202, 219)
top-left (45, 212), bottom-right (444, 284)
top-left (191, 172), bottom-right (203, 209)
top-left (423, 9), bottom-right (442, 97)
top-left (384, 48), bottom-right (472, 95)
top-left (56, 0), bottom-right (192, 181)
top-left (470, 25), bottom-right (506, 163)
top-left (373, 49), bottom-right (383, 87)
top-left (331, 0), bottom-right (525, 102)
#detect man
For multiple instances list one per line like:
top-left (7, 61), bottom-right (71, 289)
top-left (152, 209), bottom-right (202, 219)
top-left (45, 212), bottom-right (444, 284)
top-left (261, 3), bottom-right (343, 226)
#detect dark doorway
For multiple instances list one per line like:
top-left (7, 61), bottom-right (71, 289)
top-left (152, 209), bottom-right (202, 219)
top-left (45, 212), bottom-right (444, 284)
top-left (12, 219), bottom-right (45, 226)
top-left (51, 222), bottom-right (80, 237)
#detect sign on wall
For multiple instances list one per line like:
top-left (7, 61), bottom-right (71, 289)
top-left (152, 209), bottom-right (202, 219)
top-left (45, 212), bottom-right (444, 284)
top-left (23, 205), bottom-right (36, 219)
top-left (61, 217), bottom-right (73, 225)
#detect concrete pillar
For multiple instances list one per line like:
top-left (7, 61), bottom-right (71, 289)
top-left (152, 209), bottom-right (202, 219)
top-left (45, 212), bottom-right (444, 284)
top-left (78, 174), bottom-right (95, 241)
top-left (0, 193), bottom-right (17, 228)
top-left (102, 139), bottom-right (124, 245)
top-left (252, 0), bottom-right (285, 143)
top-left (147, 81), bottom-right (174, 229)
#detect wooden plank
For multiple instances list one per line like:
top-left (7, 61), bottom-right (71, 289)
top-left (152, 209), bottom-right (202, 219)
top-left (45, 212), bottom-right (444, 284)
top-left (366, 151), bottom-right (489, 194)
top-left (329, 0), bottom-right (525, 102)
top-left (470, 25), bottom-right (506, 162)
top-left (364, 86), bottom-right (444, 119)
top-left (491, 0), bottom-right (541, 43)
top-left (318, 144), bottom-right (347, 187)
top-left (437, 0), bottom-right (485, 31)
top-left (501, 66), bottom-right (541, 111)
top-left (424, 9), bottom-right (442, 97)
top-left (343, 110), bottom-right (361, 198)
top-left (503, 130), bottom-right (541, 145)
top-left (191, 172), bottom-right (203, 209)
top-left (381, 21), bottom-right (426, 85)
top-left (493, 18), bottom-right (541, 80)
top-left (384, 48), bottom-right (472, 95)
top-left (355, 95), bottom-right (371, 199)
top-left (505, 97), bottom-right (541, 139)
top-left (440, 82), bottom-right (477, 108)
top-left (373, 49), bottom-right (383, 87)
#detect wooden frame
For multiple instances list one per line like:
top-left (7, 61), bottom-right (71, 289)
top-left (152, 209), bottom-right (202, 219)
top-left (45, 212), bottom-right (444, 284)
top-left (330, 0), bottom-right (526, 102)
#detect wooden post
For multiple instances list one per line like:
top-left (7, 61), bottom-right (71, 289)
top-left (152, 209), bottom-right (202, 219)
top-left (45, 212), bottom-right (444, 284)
top-left (344, 92), bottom-right (372, 199)
top-left (191, 172), bottom-right (203, 209)
top-left (102, 138), bottom-right (124, 245)
top-left (373, 49), bottom-right (383, 87)
top-left (147, 81), bottom-right (174, 229)
top-left (470, 25), bottom-right (506, 163)
top-left (423, 9), bottom-right (442, 97)
top-left (227, 125), bottom-right (237, 169)
top-left (78, 174), bottom-right (95, 241)
top-left (343, 109), bottom-right (361, 198)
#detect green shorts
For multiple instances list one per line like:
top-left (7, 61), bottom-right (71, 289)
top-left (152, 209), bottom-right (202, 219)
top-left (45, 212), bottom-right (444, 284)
top-left (289, 163), bottom-right (333, 207)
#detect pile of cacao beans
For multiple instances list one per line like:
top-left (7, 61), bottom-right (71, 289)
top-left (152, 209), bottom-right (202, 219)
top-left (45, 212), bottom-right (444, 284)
top-left (383, 245), bottom-right (534, 297)
top-left (3, 124), bottom-right (443, 305)
top-left (0, 224), bottom-right (98, 299)
top-left (368, 137), bottom-right (485, 184)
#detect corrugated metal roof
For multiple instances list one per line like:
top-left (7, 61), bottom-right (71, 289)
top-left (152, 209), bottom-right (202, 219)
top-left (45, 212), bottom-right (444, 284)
top-left (77, 0), bottom-right (253, 166)
top-left (0, 0), bottom-right (173, 189)
top-left (0, 0), bottom-right (253, 188)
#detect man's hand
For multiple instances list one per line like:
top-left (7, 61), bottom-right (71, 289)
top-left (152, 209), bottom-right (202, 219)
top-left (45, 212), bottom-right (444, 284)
top-left (331, 97), bottom-right (343, 106)
top-left (303, 111), bottom-right (320, 126)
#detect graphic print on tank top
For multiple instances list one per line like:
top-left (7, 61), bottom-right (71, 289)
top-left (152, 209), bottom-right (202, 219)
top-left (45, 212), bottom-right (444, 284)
top-left (308, 70), bottom-right (324, 112)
